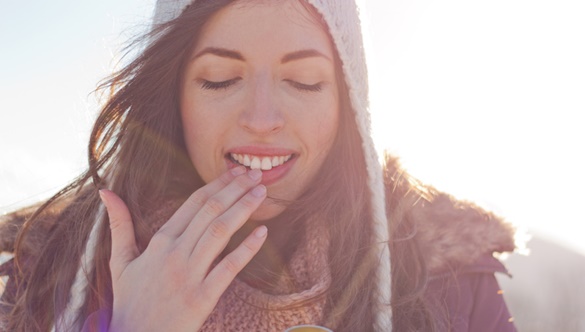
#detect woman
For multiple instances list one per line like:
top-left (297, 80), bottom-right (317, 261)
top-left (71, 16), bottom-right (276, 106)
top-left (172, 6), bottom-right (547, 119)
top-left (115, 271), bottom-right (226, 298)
top-left (0, 0), bottom-right (517, 331)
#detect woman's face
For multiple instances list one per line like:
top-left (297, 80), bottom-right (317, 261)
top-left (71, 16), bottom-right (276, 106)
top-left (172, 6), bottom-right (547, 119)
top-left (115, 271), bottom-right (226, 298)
top-left (181, 0), bottom-right (340, 221)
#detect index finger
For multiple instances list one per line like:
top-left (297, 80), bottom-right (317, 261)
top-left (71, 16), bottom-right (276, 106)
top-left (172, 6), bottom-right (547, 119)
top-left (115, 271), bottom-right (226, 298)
top-left (157, 166), bottom-right (247, 237)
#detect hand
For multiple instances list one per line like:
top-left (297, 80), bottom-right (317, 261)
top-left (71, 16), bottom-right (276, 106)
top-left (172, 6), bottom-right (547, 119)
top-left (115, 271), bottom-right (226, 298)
top-left (99, 167), bottom-right (267, 331)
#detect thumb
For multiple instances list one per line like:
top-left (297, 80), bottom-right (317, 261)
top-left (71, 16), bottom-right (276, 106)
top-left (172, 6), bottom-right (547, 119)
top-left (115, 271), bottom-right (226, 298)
top-left (99, 189), bottom-right (139, 280)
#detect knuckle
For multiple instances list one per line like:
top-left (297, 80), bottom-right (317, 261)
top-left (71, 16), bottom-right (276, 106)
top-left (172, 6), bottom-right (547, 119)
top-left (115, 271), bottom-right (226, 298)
top-left (195, 285), bottom-right (212, 301)
top-left (148, 232), bottom-right (173, 250)
top-left (233, 174), bottom-right (253, 190)
top-left (238, 195), bottom-right (258, 210)
top-left (167, 263), bottom-right (188, 284)
top-left (186, 191), bottom-right (208, 209)
top-left (208, 219), bottom-right (230, 239)
top-left (108, 216), bottom-right (125, 231)
top-left (241, 238), bottom-right (258, 254)
top-left (188, 287), bottom-right (211, 309)
top-left (222, 256), bottom-right (242, 275)
top-left (108, 221), bottom-right (121, 234)
top-left (162, 248), bottom-right (189, 278)
top-left (165, 246), bottom-right (185, 264)
top-left (203, 197), bottom-right (225, 216)
top-left (219, 171), bottom-right (234, 185)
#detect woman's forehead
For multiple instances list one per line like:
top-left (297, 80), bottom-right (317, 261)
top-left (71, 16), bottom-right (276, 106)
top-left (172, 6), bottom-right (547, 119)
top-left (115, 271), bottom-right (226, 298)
top-left (194, 0), bottom-right (332, 56)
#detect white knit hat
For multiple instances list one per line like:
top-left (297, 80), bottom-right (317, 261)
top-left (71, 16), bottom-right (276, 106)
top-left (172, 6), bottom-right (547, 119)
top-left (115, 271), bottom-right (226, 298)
top-left (61, 1), bottom-right (392, 331)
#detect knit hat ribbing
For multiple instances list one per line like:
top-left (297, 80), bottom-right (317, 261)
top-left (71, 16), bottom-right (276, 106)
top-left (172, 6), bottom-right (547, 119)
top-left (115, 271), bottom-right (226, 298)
top-left (302, 1), bottom-right (392, 330)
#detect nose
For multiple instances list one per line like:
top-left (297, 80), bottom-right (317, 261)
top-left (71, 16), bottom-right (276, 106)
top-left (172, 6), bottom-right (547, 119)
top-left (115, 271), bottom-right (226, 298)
top-left (238, 73), bottom-right (284, 136)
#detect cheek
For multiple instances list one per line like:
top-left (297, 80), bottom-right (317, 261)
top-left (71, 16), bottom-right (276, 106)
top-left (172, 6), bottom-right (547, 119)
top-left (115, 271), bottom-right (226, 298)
top-left (312, 98), bottom-right (340, 149)
top-left (182, 117), bottom-right (203, 165)
top-left (180, 104), bottom-right (218, 182)
top-left (181, 105), bottom-right (204, 153)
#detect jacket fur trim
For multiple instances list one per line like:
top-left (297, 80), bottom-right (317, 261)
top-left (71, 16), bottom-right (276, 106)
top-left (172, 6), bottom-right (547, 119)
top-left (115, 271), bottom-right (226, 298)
top-left (383, 155), bottom-right (516, 274)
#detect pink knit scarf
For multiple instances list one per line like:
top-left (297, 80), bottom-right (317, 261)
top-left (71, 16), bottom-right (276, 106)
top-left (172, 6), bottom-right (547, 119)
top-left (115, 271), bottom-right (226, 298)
top-left (200, 219), bottom-right (331, 331)
top-left (148, 202), bottom-right (332, 331)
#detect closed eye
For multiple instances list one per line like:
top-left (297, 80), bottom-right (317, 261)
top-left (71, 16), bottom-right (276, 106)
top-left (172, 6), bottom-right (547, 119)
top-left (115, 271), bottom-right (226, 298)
top-left (284, 79), bottom-right (323, 93)
top-left (199, 78), bottom-right (241, 90)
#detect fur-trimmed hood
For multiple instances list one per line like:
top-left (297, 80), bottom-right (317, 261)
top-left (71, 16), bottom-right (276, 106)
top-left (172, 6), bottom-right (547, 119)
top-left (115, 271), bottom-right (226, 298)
top-left (0, 156), bottom-right (516, 276)
top-left (383, 156), bottom-right (516, 275)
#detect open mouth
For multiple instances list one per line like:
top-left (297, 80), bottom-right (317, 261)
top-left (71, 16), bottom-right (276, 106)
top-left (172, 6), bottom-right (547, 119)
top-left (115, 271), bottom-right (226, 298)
top-left (227, 152), bottom-right (295, 171)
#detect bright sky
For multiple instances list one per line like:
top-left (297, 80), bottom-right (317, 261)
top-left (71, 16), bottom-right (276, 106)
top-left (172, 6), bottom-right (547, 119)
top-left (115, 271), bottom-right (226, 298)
top-left (1, 1), bottom-right (584, 254)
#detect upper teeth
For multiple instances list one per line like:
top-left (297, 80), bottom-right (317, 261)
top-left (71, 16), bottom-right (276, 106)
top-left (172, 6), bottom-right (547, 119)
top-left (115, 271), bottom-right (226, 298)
top-left (230, 153), bottom-right (292, 170)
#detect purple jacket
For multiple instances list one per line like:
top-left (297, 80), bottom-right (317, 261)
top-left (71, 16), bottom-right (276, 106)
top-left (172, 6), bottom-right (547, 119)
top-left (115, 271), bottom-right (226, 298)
top-left (425, 254), bottom-right (516, 331)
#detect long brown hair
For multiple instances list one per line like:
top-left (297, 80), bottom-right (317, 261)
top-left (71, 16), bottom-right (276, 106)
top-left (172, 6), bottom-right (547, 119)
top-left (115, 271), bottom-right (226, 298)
top-left (3, 1), bottom-right (431, 331)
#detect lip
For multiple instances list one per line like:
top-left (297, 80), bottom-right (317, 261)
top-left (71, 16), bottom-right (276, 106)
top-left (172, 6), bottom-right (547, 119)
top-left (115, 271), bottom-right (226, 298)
top-left (228, 146), bottom-right (296, 157)
top-left (225, 146), bottom-right (297, 186)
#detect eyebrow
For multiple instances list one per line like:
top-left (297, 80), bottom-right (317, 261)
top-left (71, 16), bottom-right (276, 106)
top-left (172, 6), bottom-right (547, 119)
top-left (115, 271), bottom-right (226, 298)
top-left (192, 47), bottom-right (331, 64)
top-left (192, 47), bottom-right (245, 61)
top-left (281, 49), bottom-right (332, 64)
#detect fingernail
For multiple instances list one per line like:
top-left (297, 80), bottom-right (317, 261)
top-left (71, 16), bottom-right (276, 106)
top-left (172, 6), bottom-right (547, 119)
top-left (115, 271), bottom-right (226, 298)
top-left (248, 169), bottom-right (262, 180)
top-left (230, 166), bottom-right (246, 176)
top-left (255, 225), bottom-right (268, 238)
top-left (251, 185), bottom-right (266, 197)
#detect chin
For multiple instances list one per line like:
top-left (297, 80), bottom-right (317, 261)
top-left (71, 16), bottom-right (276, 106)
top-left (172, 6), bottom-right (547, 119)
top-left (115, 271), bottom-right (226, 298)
top-left (248, 200), bottom-right (287, 222)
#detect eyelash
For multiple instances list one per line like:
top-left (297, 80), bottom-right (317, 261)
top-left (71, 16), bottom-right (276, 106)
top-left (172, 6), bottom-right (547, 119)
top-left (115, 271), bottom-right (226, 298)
top-left (198, 78), bottom-right (323, 93)
top-left (200, 78), bottom-right (240, 90)
top-left (285, 80), bottom-right (323, 93)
